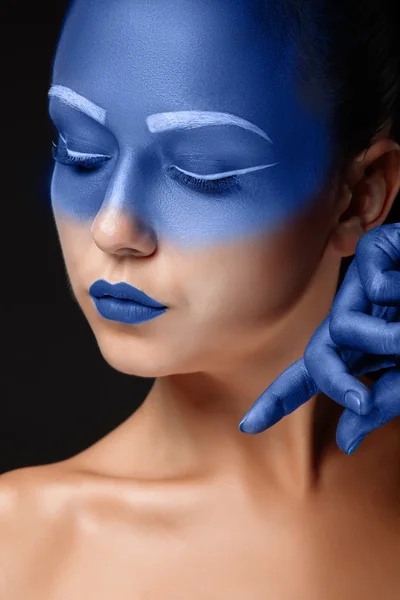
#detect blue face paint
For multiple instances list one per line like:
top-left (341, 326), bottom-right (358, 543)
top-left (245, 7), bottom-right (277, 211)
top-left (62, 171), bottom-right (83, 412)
top-left (49, 0), bottom-right (335, 250)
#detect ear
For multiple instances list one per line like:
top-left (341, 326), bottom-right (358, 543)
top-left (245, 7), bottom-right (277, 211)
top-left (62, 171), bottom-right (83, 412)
top-left (328, 139), bottom-right (400, 258)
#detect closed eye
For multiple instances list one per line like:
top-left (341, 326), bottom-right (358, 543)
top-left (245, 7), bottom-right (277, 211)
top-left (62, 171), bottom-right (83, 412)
top-left (52, 133), bottom-right (112, 171)
top-left (166, 161), bottom-right (279, 195)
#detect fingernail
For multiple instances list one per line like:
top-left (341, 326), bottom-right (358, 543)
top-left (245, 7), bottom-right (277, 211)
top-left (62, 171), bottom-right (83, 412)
top-left (239, 416), bottom-right (250, 432)
top-left (239, 402), bottom-right (285, 434)
top-left (344, 390), bottom-right (362, 414)
top-left (347, 436), bottom-right (364, 455)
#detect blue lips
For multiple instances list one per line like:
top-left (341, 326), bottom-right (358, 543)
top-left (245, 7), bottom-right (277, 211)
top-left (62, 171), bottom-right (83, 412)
top-left (89, 279), bottom-right (167, 308)
top-left (89, 280), bottom-right (168, 325)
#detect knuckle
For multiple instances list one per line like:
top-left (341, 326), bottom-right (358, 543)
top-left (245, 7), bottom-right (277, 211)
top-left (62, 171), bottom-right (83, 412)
top-left (329, 313), bottom-right (346, 343)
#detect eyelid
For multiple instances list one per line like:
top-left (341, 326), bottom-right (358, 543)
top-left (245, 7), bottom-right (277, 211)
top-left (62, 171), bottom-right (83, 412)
top-left (171, 162), bottom-right (279, 180)
top-left (58, 133), bottom-right (112, 159)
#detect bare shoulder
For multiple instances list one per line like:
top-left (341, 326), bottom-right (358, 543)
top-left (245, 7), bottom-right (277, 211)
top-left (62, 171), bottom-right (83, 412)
top-left (0, 465), bottom-right (62, 552)
top-left (0, 461), bottom-right (88, 534)
top-left (0, 463), bottom-right (86, 595)
top-left (0, 462), bottom-right (67, 512)
top-left (0, 465), bottom-right (50, 532)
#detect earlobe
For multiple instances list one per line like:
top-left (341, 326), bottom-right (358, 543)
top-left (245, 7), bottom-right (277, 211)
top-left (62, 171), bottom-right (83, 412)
top-left (328, 214), bottom-right (365, 258)
top-left (326, 176), bottom-right (379, 259)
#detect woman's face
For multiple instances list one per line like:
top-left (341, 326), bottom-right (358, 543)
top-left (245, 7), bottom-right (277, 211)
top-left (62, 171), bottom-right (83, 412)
top-left (49, 0), bottom-right (341, 376)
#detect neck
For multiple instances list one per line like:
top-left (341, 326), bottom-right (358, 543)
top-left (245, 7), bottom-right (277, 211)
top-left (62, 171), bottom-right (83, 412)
top-left (131, 247), bottom-right (344, 495)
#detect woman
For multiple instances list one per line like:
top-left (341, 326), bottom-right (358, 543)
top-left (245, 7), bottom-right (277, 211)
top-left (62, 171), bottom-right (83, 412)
top-left (1, 0), bottom-right (400, 597)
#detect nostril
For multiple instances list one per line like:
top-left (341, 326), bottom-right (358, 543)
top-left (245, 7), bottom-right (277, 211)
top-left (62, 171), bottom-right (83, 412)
top-left (115, 248), bottom-right (142, 256)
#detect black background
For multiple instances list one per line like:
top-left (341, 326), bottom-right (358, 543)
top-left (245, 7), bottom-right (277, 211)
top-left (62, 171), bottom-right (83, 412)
top-left (1, 3), bottom-right (399, 474)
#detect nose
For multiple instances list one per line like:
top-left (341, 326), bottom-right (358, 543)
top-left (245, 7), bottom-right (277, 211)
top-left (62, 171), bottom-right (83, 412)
top-left (91, 203), bottom-right (157, 257)
top-left (90, 151), bottom-right (158, 257)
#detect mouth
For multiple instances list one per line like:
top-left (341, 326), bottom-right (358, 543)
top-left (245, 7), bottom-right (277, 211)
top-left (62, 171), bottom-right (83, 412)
top-left (103, 294), bottom-right (141, 304)
top-left (89, 279), bottom-right (168, 309)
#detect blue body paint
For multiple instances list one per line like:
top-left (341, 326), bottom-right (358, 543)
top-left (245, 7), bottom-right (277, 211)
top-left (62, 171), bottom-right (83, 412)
top-left (49, 0), bottom-right (334, 248)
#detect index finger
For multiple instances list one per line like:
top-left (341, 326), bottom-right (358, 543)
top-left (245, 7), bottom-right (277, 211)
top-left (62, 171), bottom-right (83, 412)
top-left (238, 358), bottom-right (318, 433)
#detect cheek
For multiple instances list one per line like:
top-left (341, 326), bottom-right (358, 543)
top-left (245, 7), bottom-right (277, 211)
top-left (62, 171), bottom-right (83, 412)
top-left (180, 243), bottom-right (291, 331)
top-left (53, 214), bottom-right (93, 286)
top-left (51, 164), bottom-right (106, 221)
top-left (186, 195), bottom-right (334, 328)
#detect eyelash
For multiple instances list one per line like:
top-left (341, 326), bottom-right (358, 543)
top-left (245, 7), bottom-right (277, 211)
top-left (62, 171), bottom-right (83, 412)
top-left (51, 139), bottom-right (239, 193)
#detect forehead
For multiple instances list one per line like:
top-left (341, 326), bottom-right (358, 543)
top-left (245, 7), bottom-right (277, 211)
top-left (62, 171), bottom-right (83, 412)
top-left (53, 0), bottom-right (302, 130)
top-left (52, 0), bottom-right (333, 180)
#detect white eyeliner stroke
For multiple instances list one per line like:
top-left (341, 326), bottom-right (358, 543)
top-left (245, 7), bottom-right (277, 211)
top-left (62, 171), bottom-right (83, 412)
top-left (172, 162), bottom-right (279, 180)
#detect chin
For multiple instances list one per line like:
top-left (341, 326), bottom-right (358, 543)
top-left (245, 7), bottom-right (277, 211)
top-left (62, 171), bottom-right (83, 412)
top-left (90, 328), bottom-right (185, 379)
top-left (102, 353), bottom-right (165, 378)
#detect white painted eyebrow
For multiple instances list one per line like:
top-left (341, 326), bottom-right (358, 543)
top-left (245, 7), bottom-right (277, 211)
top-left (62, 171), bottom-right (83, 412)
top-left (48, 85), bottom-right (107, 125)
top-left (146, 111), bottom-right (273, 143)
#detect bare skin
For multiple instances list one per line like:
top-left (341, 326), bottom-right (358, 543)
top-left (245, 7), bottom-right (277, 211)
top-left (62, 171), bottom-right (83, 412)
top-left (1, 376), bottom-right (400, 600)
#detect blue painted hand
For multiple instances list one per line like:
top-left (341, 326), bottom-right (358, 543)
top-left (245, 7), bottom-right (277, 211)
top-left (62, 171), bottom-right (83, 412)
top-left (239, 223), bottom-right (400, 455)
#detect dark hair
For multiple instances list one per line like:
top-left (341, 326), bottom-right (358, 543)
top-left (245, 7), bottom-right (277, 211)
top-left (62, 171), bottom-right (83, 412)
top-left (262, 0), bottom-right (400, 170)
top-left (258, 0), bottom-right (400, 290)
top-left (258, 0), bottom-right (400, 291)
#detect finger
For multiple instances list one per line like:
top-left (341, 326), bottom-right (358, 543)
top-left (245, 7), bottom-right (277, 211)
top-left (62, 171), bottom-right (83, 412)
top-left (330, 260), bottom-right (400, 355)
top-left (238, 358), bottom-right (318, 434)
top-left (240, 315), bottom-right (376, 435)
top-left (356, 224), bottom-right (400, 306)
top-left (336, 366), bottom-right (400, 454)
top-left (304, 316), bottom-right (374, 415)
